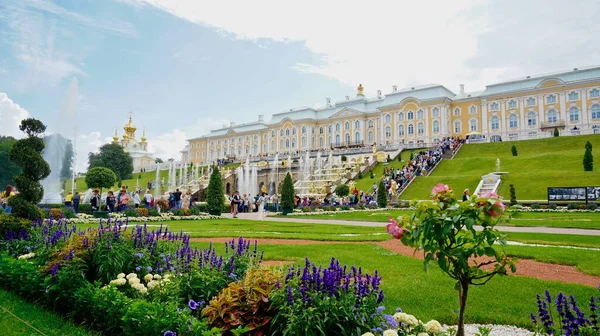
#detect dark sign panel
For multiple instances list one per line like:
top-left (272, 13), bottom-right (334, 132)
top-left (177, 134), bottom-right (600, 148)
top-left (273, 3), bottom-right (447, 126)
top-left (548, 187), bottom-right (600, 202)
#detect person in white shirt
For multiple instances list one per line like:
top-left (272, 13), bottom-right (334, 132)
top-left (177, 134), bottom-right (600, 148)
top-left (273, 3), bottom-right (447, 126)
top-left (144, 190), bottom-right (153, 207)
top-left (257, 192), bottom-right (266, 220)
top-left (133, 191), bottom-right (141, 208)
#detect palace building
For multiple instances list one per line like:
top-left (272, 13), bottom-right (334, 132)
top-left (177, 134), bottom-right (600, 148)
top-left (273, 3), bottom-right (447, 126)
top-left (112, 114), bottom-right (155, 172)
top-left (186, 66), bottom-right (600, 165)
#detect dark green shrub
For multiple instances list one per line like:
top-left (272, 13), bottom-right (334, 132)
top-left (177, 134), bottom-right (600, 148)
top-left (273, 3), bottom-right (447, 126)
top-left (0, 253), bottom-right (46, 300)
top-left (148, 208), bottom-right (160, 216)
top-left (334, 184), bottom-right (350, 197)
top-left (410, 152), bottom-right (414, 160)
top-left (7, 196), bottom-right (43, 220)
top-left (61, 207), bottom-right (76, 218)
top-left (386, 155), bottom-right (391, 162)
top-left (583, 147), bottom-right (593, 171)
top-left (567, 203), bottom-right (580, 210)
top-left (370, 172), bottom-right (375, 179)
top-left (548, 203), bottom-right (557, 210)
top-left (45, 257), bottom-right (89, 314)
top-left (585, 141), bottom-right (592, 151)
top-left (206, 167), bottom-right (224, 215)
top-left (509, 184), bottom-right (517, 205)
top-left (280, 173), bottom-right (295, 215)
top-left (357, 171), bottom-right (363, 179)
top-left (122, 300), bottom-right (212, 336)
top-left (586, 203), bottom-right (598, 210)
top-left (341, 155), bottom-right (347, 162)
top-left (124, 207), bottom-right (139, 217)
top-left (377, 179), bottom-right (387, 208)
top-left (72, 283), bottom-right (131, 335)
top-left (397, 152), bottom-right (402, 162)
top-left (511, 145), bottom-right (518, 156)
top-left (553, 127), bottom-right (559, 137)
top-left (531, 203), bottom-right (541, 210)
top-left (0, 214), bottom-right (31, 239)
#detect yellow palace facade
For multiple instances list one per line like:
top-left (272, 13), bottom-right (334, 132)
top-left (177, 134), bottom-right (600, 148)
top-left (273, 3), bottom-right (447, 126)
top-left (186, 66), bottom-right (600, 165)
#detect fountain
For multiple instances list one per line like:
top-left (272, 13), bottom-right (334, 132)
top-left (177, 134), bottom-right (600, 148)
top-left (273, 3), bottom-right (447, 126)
top-left (270, 154), bottom-right (279, 195)
top-left (303, 151), bottom-right (310, 180)
top-left (41, 77), bottom-right (78, 203)
top-left (154, 163), bottom-right (160, 197)
top-left (496, 158), bottom-right (501, 172)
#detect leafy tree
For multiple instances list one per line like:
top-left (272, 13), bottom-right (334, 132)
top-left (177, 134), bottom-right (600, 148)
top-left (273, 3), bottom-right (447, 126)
top-left (0, 136), bottom-right (20, 188)
top-left (88, 143), bottom-right (133, 180)
top-left (155, 158), bottom-right (164, 164)
top-left (280, 172), bottom-right (295, 215)
top-left (386, 185), bottom-right (515, 336)
top-left (585, 141), bottom-right (593, 151)
top-left (334, 184), bottom-right (349, 197)
top-left (8, 118), bottom-right (50, 219)
top-left (206, 167), bottom-right (223, 215)
top-left (509, 184), bottom-right (517, 205)
top-left (583, 147), bottom-right (593, 171)
top-left (377, 179), bottom-right (387, 208)
top-left (85, 167), bottom-right (117, 210)
top-left (511, 145), bottom-right (518, 157)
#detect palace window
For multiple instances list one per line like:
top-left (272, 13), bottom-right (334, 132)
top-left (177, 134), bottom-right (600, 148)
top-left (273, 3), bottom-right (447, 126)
top-left (285, 139), bottom-right (290, 148)
top-left (469, 118), bottom-right (477, 131)
top-left (368, 120), bottom-right (374, 128)
top-left (592, 104), bottom-right (600, 119)
top-left (335, 123), bottom-right (340, 131)
top-left (223, 148), bottom-right (227, 155)
top-left (454, 108), bottom-right (461, 116)
top-left (432, 120), bottom-right (440, 133)
top-left (407, 111), bottom-right (414, 120)
top-left (385, 126), bottom-right (391, 137)
top-left (245, 145), bottom-right (249, 154)
top-left (253, 135), bottom-right (258, 140)
top-left (469, 106), bottom-right (477, 114)
top-left (569, 106), bottom-right (580, 122)
top-left (568, 91), bottom-right (579, 101)
top-left (319, 127), bottom-right (324, 134)
top-left (368, 131), bottom-right (374, 142)
top-left (271, 141), bottom-right (275, 150)
top-left (398, 112), bottom-right (404, 121)
top-left (238, 146), bottom-right (242, 155)
top-left (280, 130), bottom-right (283, 136)
top-left (292, 128), bottom-right (296, 135)
top-left (509, 114), bottom-right (518, 128)
top-left (302, 126), bottom-right (306, 134)
top-left (398, 124), bottom-right (405, 136)
top-left (547, 109), bottom-right (558, 123)
top-left (417, 122), bottom-right (424, 134)
top-left (508, 100), bottom-right (517, 109)
top-left (263, 143), bottom-right (267, 152)
top-left (453, 120), bottom-right (461, 133)
top-left (345, 122), bottom-right (350, 130)
top-left (527, 112), bottom-right (537, 126)
top-left (253, 144), bottom-right (257, 154)
top-left (527, 97), bottom-right (536, 106)
top-left (217, 140), bottom-right (220, 145)
top-left (301, 137), bottom-right (306, 147)
top-left (328, 136), bottom-right (332, 145)
top-left (246, 136), bottom-right (249, 141)
top-left (279, 140), bottom-right (283, 148)
top-left (263, 134), bottom-right (267, 140)
top-left (491, 116), bottom-right (500, 130)
top-left (546, 94), bottom-right (557, 104)
top-left (417, 110), bottom-right (424, 119)
top-left (590, 89), bottom-right (600, 98)
top-left (490, 102), bottom-right (499, 111)
top-left (345, 133), bottom-right (350, 144)
top-left (385, 114), bottom-right (391, 123)
top-left (319, 137), bottom-right (324, 147)
top-left (355, 132), bottom-right (360, 143)
top-left (432, 107), bottom-right (440, 118)
top-left (408, 124), bottom-right (414, 135)
top-left (328, 125), bottom-right (332, 133)
top-left (355, 120), bottom-right (360, 129)
top-left (291, 138), bottom-right (296, 148)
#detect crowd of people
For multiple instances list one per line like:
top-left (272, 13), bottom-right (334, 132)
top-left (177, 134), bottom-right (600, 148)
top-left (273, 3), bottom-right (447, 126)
top-left (228, 191), bottom-right (277, 220)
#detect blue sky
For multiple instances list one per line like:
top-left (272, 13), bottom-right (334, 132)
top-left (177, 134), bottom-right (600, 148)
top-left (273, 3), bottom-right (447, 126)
top-left (1, 0), bottom-right (599, 171)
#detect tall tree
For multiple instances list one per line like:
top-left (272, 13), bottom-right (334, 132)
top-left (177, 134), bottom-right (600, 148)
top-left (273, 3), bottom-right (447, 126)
top-left (0, 136), bottom-right (20, 188)
top-left (88, 143), bottom-right (133, 180)
top-left (377, 179), bottom-right (387, 208)
top-left (8, 118), bottom-right (50, 219)
top-left (280, 172), bottom-right (295, 215)
top-left (206, 166), bottom-right (223, 215)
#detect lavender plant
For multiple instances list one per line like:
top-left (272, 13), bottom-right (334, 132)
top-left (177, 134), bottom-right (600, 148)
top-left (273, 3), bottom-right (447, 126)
top-left (531, 289), bottom-right (600, 335)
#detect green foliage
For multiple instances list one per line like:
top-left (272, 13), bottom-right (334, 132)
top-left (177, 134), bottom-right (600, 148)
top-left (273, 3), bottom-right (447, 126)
top-left (334, 184), bottom-right (350, 197)
top-left (206, 167), bottom-right (224, 215)
top-left (45, 257), bottom-right (89, 314)
top-left (88, 143), bottom-right (134, 180)
top-left (511, 144), bottom-right (518, 156)
top-left (117, 178), bottom-right (122, 188)
top-left (0, 136), bottom-right (20, 188)
top-left (397, 152), bottom-right (402, 162)
top-left (341, 155), bottom-right (347, 162)
top-left (90, 236), bottom-right (134, 284)
top-left (85, 167), bottom-right (117, 193)
top-left (391, 184), bottom-right (515, 336)
top-left (7, 195), bottom-right (44, 220)
top-left (280, 172), bottom-right (295, 215)
top-left (583, 146), bottom-right (593, 171)
top-left (0, 214), bottom-right (31, 239)
top-left (585, 141), bottom-right (593, 151)
top-left (410, 152), bottom-right (414, 160)
top-left (72, 283), bottom-right (132, 334)
top-left (553, 127), bottom-right (559, 137)
top-left (357, 171), bottom-right (363, 179)
top-left (0, 253), bottom-right (46, 300)
top-left (509, 184), bottom-right (517, 205)
top-left (155, 157), bottom-right (164, 163)
top-left (377, 179), bottom-right (387, 208)
top-left (387, 154), bottom-right (392, 162)
top-left (8, 119), bottom-right (50, 218)
top-left (202, 269), bottom-right (281, 334)
top-left (179, 268), bottom-right (229, 304)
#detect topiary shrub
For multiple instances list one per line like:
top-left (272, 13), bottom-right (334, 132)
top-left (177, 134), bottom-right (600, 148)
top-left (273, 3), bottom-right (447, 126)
top-left (386, 155), bottom-right (391, 162)
top-left (585, 141), bottom-right (593, 151)
top-left (341, 155), bottom-right (347, 162)
top-left (377, 179), bottom-right (387, 208)
top-left (511, 145), bottom-right (518, 157)
top-left (357, 171), bottom-right (363, 179)
top-left (509, 184), bottom-right (517, 205)
top-left (206, 167), bottom-right (223, 215)
top-left (280, 172), bottom-right (295, 215)
top-left (531, 203), bottom-right (541, 210)
top-left (334, 184), bottom-right (350, 197)
top-left (586, 203), bottom-right (598, 210)
top-left (567, 203), bottom-right (579, 210)
top-left (553, 127), bottom-right (559, 137)
top-left (8, 118), bottom-right (50, 219)
top-left (583, 146), bottom-right (593, 171)
top-left (0, 214), bottom-right (31, 239)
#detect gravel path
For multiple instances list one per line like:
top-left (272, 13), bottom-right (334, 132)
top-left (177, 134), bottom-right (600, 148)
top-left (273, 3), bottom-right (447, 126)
top-left (455, 324), bottom-right (533, 336)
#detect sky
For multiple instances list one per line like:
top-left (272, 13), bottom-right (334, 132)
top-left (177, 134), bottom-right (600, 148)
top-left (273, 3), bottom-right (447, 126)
top-left (1, 0), bottom-right (599, 172)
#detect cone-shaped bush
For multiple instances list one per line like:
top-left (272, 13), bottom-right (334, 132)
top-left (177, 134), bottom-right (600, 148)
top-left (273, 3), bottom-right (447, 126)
top-left (583, 147), bottom-right (593, 171)
top-left (511, 145), bottom-right (518, 156)
top-left (377, 179), bottom-right (387, 208)
top-left (280, 172), bottom-right (295, 215)
top-left (207, 166), bottom-right (224, 215)
top-left (585, 141), bottom-right (593, 151)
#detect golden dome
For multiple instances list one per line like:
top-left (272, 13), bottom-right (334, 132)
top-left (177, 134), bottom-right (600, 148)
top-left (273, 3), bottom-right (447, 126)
top-left (112, 127), bottom-right (119, 142)
top-left (124, 114), bottom-right (137, 134)
top-left (141, 128), bottom-right (147, 142)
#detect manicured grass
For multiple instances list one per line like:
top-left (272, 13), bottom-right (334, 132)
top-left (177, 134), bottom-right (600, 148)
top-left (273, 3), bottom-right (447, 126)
top-left (75, 219), bottom-right (392, 242)
top-left (189, 242), bottom-right (599, 329)
top-left (66, 169), bottom-right (172, 193)
top-left (353, 150), bottom-right (422, 193)
top-left (289, 209), bottom-right (600, 230)
top-left (401, 134), bottom-right (600, 200)
top-left (0, 289), bottom-right (96, 336)
top-left (502, 244), bottom-right (600, 276)
top-left (505, 232), bottom-right (600, 248)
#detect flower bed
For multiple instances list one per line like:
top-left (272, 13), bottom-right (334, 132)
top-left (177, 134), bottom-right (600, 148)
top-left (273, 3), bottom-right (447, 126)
top-left (46, 212), bottom-right (223, 224)
top-left (273, 207), bottom-right (414, 217)
top-left (0, 218), bottom-right (451, 335)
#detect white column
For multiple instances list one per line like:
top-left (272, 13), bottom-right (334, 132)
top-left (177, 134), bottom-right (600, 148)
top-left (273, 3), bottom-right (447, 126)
top-left (258, 133), bottom-right (262, 155)
top-left (424, 107), bottom-right (429, 140)
top-left (501, 101), bottom-right (507, 135)
top-left (379, 116), bottom-right (384, 144)
top-left (481, 99), bottom-right (488, 136)
top-left (582, 91), bottom-right (588, 127)
top-left (519, 99), bottom-right (526, 135)
top-left (559, 93), bottom-right (567, 122)
top-left (441, 105), bottom-right (448, 135)
top-left (538, 96), bottom-right (545, 126)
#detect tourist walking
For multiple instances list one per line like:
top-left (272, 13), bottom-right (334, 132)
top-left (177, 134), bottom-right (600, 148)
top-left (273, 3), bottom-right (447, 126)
top-left (133, 190), bottom-right (141, 208)
top-left (272, 193), bottom-right (279, 212)
top-left (106, 191), bottom-right (116, 212)
top-left (173, 189), bottom-right (182, 209)
top-left (0, 185), bottom-right (15, 214)
top-left (231, 191), bottom-right (241, 218)
top-left (73, 192), bottom-right (81, 214)
top-left (65, 191), bottom-right (73, 206)
top-left (144, 190), bottom-right (152, 207)
top-left (257, 192), bottom-right (266, 220)
top-left (119, 189), bottom-right (130, 212)
top-left (181, 192), bottom-right (190, 210)
top-left (90, 189), bottom-right (101, 212)
top-left (463, 189), bottom-right (470, 202)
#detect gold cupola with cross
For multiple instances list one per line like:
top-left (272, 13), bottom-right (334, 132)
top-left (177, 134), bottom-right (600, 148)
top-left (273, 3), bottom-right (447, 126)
top-left (123, 112), bottom-right (137, 140)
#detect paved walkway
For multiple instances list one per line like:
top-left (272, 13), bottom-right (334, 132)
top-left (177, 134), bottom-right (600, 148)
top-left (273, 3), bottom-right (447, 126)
top-left (223, 212), bottom-right (600, 236)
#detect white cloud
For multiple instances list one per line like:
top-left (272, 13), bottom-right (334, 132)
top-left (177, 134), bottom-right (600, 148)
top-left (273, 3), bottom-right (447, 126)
top-left (0, 92), bottom-right (30, 138)
top-left (147, 129), bottom-right (188, 161)
top-left (73, 131), bottom-right (109, 173)
top-left (121, 0), bottom-right (600, 94)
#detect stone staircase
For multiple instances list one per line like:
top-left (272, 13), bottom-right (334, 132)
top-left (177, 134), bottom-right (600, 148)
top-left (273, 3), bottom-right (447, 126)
top-left (474, 173), bottom-right (502, 196)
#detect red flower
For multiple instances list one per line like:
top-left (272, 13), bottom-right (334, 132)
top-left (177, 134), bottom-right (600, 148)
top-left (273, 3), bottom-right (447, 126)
top-left (387, 218), bottom-right (407, 240)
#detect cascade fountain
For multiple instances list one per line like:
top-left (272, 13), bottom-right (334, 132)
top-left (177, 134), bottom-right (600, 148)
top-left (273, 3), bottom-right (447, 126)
top-left (41, 77), bottom-right (78, 203)
top-left (154, 163), bottom-right (160, 197)
top-left (303, 151), bottom-right (310, 180)
top-left (270, 154), bottom-right (279, 195)
top-left (316, 151), bottom-right (322, 172)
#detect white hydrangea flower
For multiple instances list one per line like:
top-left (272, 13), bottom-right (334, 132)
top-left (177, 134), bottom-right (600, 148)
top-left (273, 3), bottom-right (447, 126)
top-left (417, 333), bottom-right (428, 336)
top-left (139, 286), bottom-right (148, 294)
top-left (126, 273), bottom-right (137, 279)
top-left (424, 320), bottom-right (442, 334)
top-left (129, 278), bottom-right (141, 285)
top-left (383, 330), bottom-right (398, 336)
top-left (144, 274), bottom-right (153, 282)
top-left (117, 273), bottom-right (126, 279)
top-left (147, 280), bottom-right (158, 290)
top-left (153, 274), bottom-right (162, 280)
top-left (361, 333), bottom-right (375, 336)
top-left (404, 314), bottom-right (418, 326)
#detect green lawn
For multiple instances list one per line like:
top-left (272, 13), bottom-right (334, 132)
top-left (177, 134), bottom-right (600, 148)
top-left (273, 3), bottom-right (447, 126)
top-left (190, 242), bottom-right (599, 329)
top-left (505, 232), bottom-right (600, 248)
top-left (353, 150), bottom-right (424, 193)
top-left (0, 289), bottom-right (96, 336)
top-left (502, 244), bottom-right (600, 276)
top-left (290, 209), bottom-right (600, 230)
top-left (66, 168), bottom-right (172, 193)
top-left (400, 134), bottom-right (600, 200)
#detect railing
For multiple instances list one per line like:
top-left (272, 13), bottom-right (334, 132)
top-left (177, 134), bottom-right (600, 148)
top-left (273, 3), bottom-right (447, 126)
top-left (540, 120), bottom-right (565, 128)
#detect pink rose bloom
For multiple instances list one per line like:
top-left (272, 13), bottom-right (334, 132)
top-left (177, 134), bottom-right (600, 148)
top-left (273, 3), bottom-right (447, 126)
top-left (431, 184), bottom-right (450, 195)
top-left (480, 191), bottom-right (500, 199)
top-left (486, 201), bottom-right (505, 218)
top-left (387, 218), bottom-right (407, 240)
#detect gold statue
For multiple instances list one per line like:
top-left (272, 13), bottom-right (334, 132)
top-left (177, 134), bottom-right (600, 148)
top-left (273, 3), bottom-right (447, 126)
top-left (391, 180), bottom-right (398, 196)
top-left (349, 180), bottom-right (356, 192)
top-left (357, 84), bottom-right (364, 96)
top-left (310, 183), bottom-right (317, 194)
top-left (261, 184), bottom-right (267, 194)
top-left (372, 144), bottom-right (377, 154)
